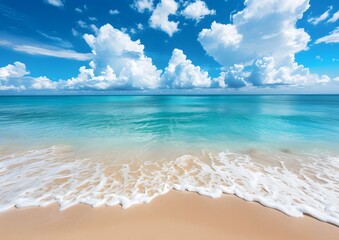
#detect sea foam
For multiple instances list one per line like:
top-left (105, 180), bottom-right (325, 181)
top-left (0, 146), bottom-right (338, 226)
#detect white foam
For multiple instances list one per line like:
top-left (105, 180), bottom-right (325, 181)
top-left (0, 146), bottom-right (338, 226)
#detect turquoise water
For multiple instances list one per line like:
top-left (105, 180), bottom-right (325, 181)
top-left (1, 95), bottom-right (339, 154)
top-left (0, 95), bottom-right (338, 225)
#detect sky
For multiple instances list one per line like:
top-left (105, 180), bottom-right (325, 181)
top-left (0, 0), bottom-right (338, 94)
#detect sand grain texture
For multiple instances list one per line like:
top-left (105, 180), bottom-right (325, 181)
top-left (0, 191), bottom-right (338, 240)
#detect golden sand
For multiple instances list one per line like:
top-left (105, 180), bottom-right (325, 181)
top-left (0, 191), bottom-right (338, 240)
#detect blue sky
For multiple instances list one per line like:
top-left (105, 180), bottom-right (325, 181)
top-left (0, 0), bottom-right (338, 93)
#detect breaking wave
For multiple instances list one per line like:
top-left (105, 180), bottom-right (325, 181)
top-left (0, 145), bottom-right (338, 226)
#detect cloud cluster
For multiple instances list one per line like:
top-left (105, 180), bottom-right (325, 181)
top-left (199, 0), bottom-right (330, 88)
top-left (0, 62), bottom-right (29, 80)
top-left (1, 0), bottom-right (336, 92)
top-left (133, 0), bottom-right (215, 36)
top-left (0, 62), bottom-right (56, 91)
top-left (0, 24), bottom-right (213, 91)
top-left (199, 0), bottom-right (310, 68)
top-left (214, 57), bottom-right (330, 88)
top-left (65, 24), bottom-right (162, 90)
top-left (182, 0), bottom-right (215, 22)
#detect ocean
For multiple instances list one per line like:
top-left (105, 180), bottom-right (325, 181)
top-left (0, 95), bottom-right (338, 225)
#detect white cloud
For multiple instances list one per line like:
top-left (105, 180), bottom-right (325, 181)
top-left (315, 27), bottom-right (339, 44)
top-left (308, 6), bottom-right (332, 25)
top-left (63, 24), bottom-right (162, 90)
top-left (2, 43), bottom-right (91, 61)
top-left (248, 57), bottom-right (330, 86)
top-left (132, 0), bottom-right (154, 12)
top-left (198, 0), bottom-right (328, 88)
top-left (198, 21), bottom-right (242, 67)
top-left (215, 57), bottom-right (330, 88)
top-left (0, 20), bottom-right (162, 92)
top-left (0, 62), bottom-right (56, 91)
top-left (221, 65), bottom-right (248, 88)
top-left (0, 62), bottom-right (29, 80)
top-left (109, 9), bottom-right (120, 15)
top-left (75, 8), bottom-right (82, 13)
top-left (328, 11), bottom-right (339, 23)
top-left (44, 0), bottom-right (63, 7)
top-left (199, 0), bottom-right (310, 68)
top-left (182, 0), bottom-right (215, 22)
top-left (31, 76), bottom-right (57, 90)
top-left (150, 0), bottom-right (179, 36)
top-left (58, 65), bottom-right (118, 90)
top-left (137, 23), bottom-right (144, 30)
top-left (0, 38), bottom-right (91, 61)
top-left (162, 49), bottom-right (211, 88)
top-left (0, 85), bottom-right (25, 91)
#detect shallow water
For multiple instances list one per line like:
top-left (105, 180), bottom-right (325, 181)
top-left (0, 95), bottom-right (338, 225)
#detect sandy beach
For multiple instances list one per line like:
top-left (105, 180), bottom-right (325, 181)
top-left (0, 191), bottom-right (337, 240)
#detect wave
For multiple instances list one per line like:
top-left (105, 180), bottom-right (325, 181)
top-left (0, 146), bottom-right (338, 226)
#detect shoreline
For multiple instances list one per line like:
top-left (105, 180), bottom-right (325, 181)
top-left (0, 191), bottom-right (338, 240)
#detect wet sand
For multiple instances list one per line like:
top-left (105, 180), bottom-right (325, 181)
top-left (0, 191), bottom-right (338, 240)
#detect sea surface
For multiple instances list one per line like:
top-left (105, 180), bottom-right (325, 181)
top-left (0, 95), bottom-right (338, 225)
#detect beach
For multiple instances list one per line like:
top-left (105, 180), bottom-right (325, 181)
top-left (1, 95), bottom-right (339, 239)
top-left (0, 191), bottom-right (338, 240)
top-left (1, 0), bottom-right (338, 238)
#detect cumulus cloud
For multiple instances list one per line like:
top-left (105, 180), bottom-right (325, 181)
top-left (308, 6), bottom-right (332, 25)
top-left (328, 11), bottom-right (339, 23)
top-left (0, 62), bottom-right (55, 91)
top-left (182, 0), bottom-right (215, 22)
top-left (0, 62), bottom-right (29, 80)
top-left (31, 76), bottom-right (57, 90)
top-left (44, 0), bottom-right (64, 7)
top-left (198, 0), bottom-right (329, 88)
top-left (64, 24), bottom-right (162, 90)
top-left (315, 27), bottom-right (339, 44)
top-left (1, 1), bottom-right (335, 93)
top-left (132, 0), bottom-right (154, 13)
top-left (198, 21), bottom-right (243, 67)
top-left (213, 57), bottom-right (331, 88)
top-left (162, 49), bottom-right (211, 88)
top-left (0, 24), bottom-right (162, 92)
top-left (1, 27), bottom-right (213, 91)
top-left (199, 0), bottom-right (310, 68)
top-left (150, 0), bottom-right (179, 36)
top-left (58, 65), bottom-right (118, 90)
